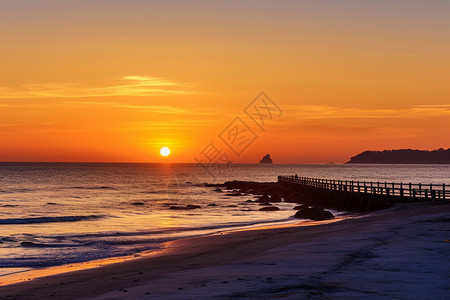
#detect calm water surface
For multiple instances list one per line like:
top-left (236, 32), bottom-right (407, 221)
top-left (0, 163), bottom-right (449, 275)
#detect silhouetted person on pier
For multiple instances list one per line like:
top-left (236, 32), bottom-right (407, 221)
top-left (295, 174), bottom-right (298, 180)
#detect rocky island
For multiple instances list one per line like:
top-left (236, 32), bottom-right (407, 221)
top-left (259, 154), bottom-right (273, 164)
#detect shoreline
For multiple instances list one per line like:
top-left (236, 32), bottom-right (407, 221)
top-left (0, 177), bottom-right (351, 284)
top-left (0, 202), bottom-right (448, 299)
top-left (0, 216), bottom-right (347, 286)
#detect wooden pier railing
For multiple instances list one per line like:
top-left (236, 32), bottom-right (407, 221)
top-left (278, 176), bottom-right (448, 202)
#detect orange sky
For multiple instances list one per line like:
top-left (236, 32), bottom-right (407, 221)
top-left (1, 1), bottom-right (449, 163)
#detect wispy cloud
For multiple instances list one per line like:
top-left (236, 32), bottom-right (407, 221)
top-left (60, 101), bottom-right (202, 114)
top-left (0, 76), bottom-right (193, 99)
top-left (286, 104), bottom-right (450, 119)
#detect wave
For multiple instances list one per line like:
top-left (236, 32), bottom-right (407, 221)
top-left (64, 218), bottom-right (296, 241)
top-left (0, 215), bottom-right (106, 225)
top-left (65, 186), bottom-right (114, 190)
top-left (0, 188), bottom-right (33, 194)
top-left (19, 241), bottom-right (92, 248)
top-left (0, 218), bottom-right (297, 269)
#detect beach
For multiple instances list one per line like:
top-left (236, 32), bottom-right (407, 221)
top-left (1, 202), bottom-right (448, 300)
top-left (2, 0), bottom-right (449, 298)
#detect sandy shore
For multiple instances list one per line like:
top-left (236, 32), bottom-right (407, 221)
top-left (0, 202), bottom-right (449, 299)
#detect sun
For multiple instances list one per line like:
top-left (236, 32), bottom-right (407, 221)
top-left (160, 146), bottom-right (171, 157)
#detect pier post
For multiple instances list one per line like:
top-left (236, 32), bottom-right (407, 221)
top-left (400, 183), bottom-right (404, 200)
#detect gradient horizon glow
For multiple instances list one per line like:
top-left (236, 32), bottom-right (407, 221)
top-left (1, 1), bottom-right (449, 163)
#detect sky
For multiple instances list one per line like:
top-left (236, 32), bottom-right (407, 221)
top-left (0, 0), bottom-right (449, 163)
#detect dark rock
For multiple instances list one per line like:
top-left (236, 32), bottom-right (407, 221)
top-left (256, 194), bottom-right (270, 203)
top-left (222, 181), bottom-right (281, 195)
top-left (225, 192), bottom-right (242, 197)
top-left (283, 197), bottom-right (301, 203)
top-left (284, 193), bottom-right (302, 203)
top-left (207, 203), bottom-right (218, 207)
top-left (308, 206), bottom-right (325, 213)
top-left (245, 200), bottom-right (254, 203)
top-left (259, 206), bottom-right (280, 211)
top-left (259, 202), bottom-right (272, 206)
top-left (20, 241), bottom-right (38, 247)
top-left (205, 183), bottom-right (226, 187)
top-left (226, 205), bottom-right (238, 208)
top-left (186, 205), bottom-right (201, 209)
top-left (294, 206), bottom-right (334, 221)
top-left (256, 194), bottom-right (282, 203)
top-left (1, 237), bottom-right (16, 242)
top-left (259, 154), bottom-right (273, 164)
top-left (207, 179), bottom-right (386, 213)
top-left (294, 206), bottom-right (324, 217)
top-left (213, 188), bottom-right (223, 192)
top-left (169, 205), bottom-right (201, 210)
top-left (293, 205), bottom-right (305, 210)
top-left (131, 202), bottom-right (145, 205)
top-left (269, 195), bottom-right (282, 203)
top-left (169, 206), bottom-right (187, 210)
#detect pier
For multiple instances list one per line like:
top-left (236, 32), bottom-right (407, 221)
top-left (278, 175), bottom-right (449, 212)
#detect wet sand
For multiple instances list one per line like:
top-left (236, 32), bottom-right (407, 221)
top-left (0, 202), bottom-right (449, 299)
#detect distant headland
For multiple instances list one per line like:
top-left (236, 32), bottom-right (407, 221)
top-left (347, 148), bottom-right (450, 164)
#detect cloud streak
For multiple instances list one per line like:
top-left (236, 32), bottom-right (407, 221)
top-left (59, 101), bottom-right (227, 117)
top-left (286, 104), bottom-right (450, 119)
top-left (0, 76), bottom-right (193, 99)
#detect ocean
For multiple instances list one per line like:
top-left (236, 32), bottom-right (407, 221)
top-left (1, 163), bottom-right (449, 276)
